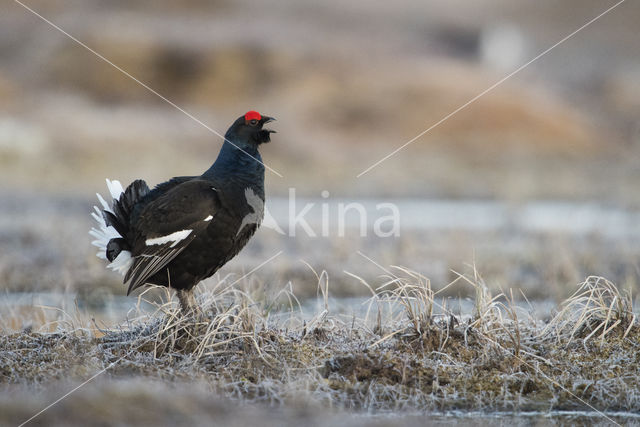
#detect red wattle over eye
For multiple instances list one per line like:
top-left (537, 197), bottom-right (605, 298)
top-left (244, 111), bottom-right (261, 122)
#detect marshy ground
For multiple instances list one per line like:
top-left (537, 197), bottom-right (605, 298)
top-left (2, 192), bottom-right (640, 425)
top-left (2, 272), bottom-right (639, 426)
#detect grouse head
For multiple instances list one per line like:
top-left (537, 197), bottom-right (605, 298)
top-left (225, 111), bottom-right (276, 148)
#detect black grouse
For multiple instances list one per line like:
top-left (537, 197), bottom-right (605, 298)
top-left (90, 111), bottom-right (275, 314)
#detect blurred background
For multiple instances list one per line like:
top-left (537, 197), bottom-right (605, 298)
top-left (1, 0), bottom-right (639, 320)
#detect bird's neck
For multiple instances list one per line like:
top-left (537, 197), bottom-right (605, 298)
top-left (203, 140), bottom-right (265, 189)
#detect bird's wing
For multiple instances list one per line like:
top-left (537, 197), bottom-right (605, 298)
top-left (152, 176), bottom-right (197, 194)
top-left (124, 179), bottom-right (221, 295)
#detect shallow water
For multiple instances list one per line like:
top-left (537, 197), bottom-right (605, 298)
top-left (265, 197), bottom-right (640, 238)
top-left (0, 292), bottom-right (559, 331)
top-left (2, 193), bottom-right (640, 299)
top-left (406, 409), bottom-right (640, 425)
top-left (3, 192), bottom-right (639, 237)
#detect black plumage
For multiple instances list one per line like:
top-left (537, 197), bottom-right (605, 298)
top-left (91, 111), bottom-right (275, 313)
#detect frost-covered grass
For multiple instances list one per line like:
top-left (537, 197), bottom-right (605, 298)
top-left (1, 270), bottom-right (639, 426)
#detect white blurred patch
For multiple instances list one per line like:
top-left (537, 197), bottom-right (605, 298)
top-left (480, 24), bottom-right (527, 72)
top-left (0, 117), bottom-right (48, 155)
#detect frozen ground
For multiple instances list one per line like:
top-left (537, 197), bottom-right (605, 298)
top-left (1, 275), bottom-right (639, 426)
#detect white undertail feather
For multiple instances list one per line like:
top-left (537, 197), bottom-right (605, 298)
top-left (107, 179), bottom-right (125, 199)
top-left (89, 178), bottom-right (133, 275)
top-left (107, 250), bottom-right (133, 275)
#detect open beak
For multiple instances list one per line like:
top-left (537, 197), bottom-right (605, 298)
top-left (261, 116), bottom-right (276, 135)
top-left (258, 116), bottom-right (276, 143)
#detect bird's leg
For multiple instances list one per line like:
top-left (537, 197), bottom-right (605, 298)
top-left (176, 288), bottom-right (200, 316)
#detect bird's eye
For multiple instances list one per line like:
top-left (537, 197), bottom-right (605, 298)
top-left (249, 119), bottom-right (258, 126)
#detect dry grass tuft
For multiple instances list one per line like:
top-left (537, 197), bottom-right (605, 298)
top-left (542, 276), bottom-right (636, 346)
